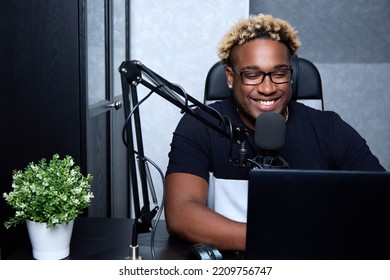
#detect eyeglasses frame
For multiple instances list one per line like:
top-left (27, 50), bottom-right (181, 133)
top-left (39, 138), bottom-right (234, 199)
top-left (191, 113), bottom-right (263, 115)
top-left (230, 66), bottom-right (293, 86)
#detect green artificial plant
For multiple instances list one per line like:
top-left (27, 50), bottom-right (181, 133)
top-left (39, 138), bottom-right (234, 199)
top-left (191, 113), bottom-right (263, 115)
top-left (3, 154), bottom-right (93, 229)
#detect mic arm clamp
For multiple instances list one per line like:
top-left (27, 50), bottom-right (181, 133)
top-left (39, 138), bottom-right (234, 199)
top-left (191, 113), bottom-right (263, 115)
top-left (231, 126), bottom-right (250, 168)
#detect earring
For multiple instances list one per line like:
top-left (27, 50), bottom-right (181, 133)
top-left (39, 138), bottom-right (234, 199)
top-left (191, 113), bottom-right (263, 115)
top-left (228, 85), bottom-right (233, 89)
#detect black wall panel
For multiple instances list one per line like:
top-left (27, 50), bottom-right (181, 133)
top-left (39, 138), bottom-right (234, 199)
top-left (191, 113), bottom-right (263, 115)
top-left (0, 0), bottom-right (83, 259)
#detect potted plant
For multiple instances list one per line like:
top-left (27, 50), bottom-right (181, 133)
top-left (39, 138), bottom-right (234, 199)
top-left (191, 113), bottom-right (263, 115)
top-left (3, 154), bottom-right (94, 259)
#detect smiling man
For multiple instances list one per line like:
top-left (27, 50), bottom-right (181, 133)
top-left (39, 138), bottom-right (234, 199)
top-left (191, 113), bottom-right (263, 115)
top-left (226, 39), bottom-right (292, 129)
top-left (164, 14), bottom-right (385, 252)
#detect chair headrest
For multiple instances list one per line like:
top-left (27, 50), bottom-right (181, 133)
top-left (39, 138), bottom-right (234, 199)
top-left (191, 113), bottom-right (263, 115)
top-left (290, 56), bottom-right (323, 101)
top-left (204, 56), bottom-right (323, 103)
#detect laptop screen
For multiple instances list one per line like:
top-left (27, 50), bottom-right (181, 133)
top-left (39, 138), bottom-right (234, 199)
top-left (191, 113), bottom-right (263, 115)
top-left (245, 169), bottom-right (390, 260)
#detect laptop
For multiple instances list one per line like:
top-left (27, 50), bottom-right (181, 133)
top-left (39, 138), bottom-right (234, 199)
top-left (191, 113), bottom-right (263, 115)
top-left (245, 169), bottom-right (390, 260)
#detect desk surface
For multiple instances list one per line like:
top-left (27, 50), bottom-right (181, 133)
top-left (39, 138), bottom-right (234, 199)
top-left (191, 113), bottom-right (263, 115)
top-left (8, 217), bottom-right (192, 260)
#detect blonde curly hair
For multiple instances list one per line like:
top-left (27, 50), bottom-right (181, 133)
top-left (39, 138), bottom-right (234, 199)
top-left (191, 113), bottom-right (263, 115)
top-left (218, 14), bottom-right (301, 65)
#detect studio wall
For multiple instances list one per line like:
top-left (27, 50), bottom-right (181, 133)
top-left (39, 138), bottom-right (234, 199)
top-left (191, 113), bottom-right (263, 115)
top-left (250, 0), bottom-right (390, 170)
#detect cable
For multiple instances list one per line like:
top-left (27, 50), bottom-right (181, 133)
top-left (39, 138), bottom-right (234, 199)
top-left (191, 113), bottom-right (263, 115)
top-left (246, 158), bottom-right (263, 169)
top-left (121, 89), bottom-right (154, 147)
top-left (128, 151), bottom-right (165, 260)
top-left (139, 155), bottom-right (166, 260)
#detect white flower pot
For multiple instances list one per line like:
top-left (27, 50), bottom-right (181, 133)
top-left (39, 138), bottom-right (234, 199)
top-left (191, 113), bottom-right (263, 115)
top-left (26, 219), bottom-right (74, 260)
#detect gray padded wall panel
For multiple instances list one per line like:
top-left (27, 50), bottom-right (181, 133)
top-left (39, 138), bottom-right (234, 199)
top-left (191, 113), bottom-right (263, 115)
top-left (250, 0), bottom-right (390, 170)
top-left (250, 0), bottom-right (390, 63)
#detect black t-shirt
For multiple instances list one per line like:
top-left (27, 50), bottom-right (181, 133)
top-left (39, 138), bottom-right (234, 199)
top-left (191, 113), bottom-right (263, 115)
top-left (166, 99), bottom-right (385, 182)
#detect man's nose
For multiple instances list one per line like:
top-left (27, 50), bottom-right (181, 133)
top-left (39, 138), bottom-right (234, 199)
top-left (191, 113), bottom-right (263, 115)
top-left (257, 76), bottom-right (276, 95)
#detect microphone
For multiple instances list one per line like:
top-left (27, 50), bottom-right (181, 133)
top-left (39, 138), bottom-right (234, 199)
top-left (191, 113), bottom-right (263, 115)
top-left (253, 112), bottom-right (289, 169)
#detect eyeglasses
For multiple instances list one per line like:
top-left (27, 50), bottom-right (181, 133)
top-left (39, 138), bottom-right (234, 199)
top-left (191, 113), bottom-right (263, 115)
top-left (231, 67), bottom-right (293, 86)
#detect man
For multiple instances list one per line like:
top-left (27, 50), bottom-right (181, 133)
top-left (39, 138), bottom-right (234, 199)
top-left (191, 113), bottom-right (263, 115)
top-left (164, 14), bottom-right (385, 252)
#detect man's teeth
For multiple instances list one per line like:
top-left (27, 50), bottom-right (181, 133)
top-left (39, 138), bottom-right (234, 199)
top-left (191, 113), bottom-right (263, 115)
top-left (258, 100), bottom-right (275, 106)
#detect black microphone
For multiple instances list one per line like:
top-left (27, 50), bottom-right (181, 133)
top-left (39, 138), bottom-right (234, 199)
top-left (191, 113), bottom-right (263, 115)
top-left (253, 112), bottom-right (289, 169)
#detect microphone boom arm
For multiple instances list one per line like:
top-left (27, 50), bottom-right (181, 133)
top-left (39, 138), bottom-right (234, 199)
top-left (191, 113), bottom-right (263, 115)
top-left (119, 60), bottom-right (240, 139)
top-left (118, 60), bottom-right (249, 257)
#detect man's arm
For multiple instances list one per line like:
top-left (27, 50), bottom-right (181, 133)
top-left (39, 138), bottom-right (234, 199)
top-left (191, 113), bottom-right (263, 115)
top-left (164, 172), bottom-right (246, 251)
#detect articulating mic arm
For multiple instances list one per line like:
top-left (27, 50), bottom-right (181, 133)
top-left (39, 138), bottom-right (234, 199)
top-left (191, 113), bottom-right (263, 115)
top-left (119, 60), bottom-right (249, 142)
top-left (118, 60), bottom-right (249, 257)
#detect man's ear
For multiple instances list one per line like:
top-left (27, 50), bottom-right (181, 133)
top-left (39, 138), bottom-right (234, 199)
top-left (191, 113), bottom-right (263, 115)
top-left (225, 66), bottom-right (234, 88)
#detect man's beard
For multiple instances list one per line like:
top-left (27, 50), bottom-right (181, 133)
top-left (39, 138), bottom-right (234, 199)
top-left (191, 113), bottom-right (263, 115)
top-left (233, 95), bottom-right (256, 125)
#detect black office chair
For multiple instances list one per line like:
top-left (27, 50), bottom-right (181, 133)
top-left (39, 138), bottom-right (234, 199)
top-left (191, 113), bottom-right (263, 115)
top-left (204, 56), bottom-right (324, 110)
